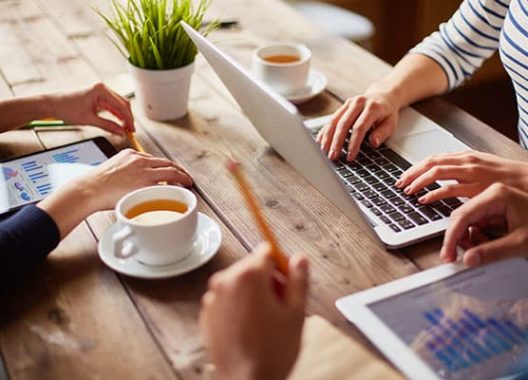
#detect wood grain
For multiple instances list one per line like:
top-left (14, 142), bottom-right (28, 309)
top-left (2, 0), bottom-right (527, 378)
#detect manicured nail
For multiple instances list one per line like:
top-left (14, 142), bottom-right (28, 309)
top-left (465, 252), bottom-right (481, 267)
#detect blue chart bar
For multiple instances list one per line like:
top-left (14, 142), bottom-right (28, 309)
top-left (37, 184), bottom-right (52, 196)
top-left (424, 307), bottom-right (528, 373)
top-left (23, 165), bottom-right (43, 172)
top-left (28, 172), bottom-right (48, 182)
top-left (21, 161), bottom-right (37, 169)
top-left (53, 149), bottom-right (80, 164)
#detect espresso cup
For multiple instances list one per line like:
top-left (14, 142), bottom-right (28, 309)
top-left (112, 185), bottom-right (198, 266)
top-left (252, 44), bottom-right (311, 96)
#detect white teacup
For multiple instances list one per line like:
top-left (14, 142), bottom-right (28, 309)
top-left (252, 44), bottom-right (311, 96)
top-left (112, 186), bottom-right (198, 266)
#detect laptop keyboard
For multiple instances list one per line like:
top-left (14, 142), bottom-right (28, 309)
top-left (312, 131), bottom-right (462, 233)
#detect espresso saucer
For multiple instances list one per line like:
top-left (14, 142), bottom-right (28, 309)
top-left (98, 212), bottom-right (222, 279)
top-left (286, 69), bottom-right (327, 105)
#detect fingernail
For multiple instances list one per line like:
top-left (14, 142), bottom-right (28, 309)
top-left (404, 187), bottom-right (412, 194)
top-left (418, 196), bottom-right (426, 203)
top-left (373, 138), bottom-right (380, 147)
top-left (329, 149), bottom-right (336, 159)
top-left (395, 179), bottom-right (402, 187)
top-left (347, 154), bottom-right (353, 162)
top-left (465, 252), bottom-right (481, 267)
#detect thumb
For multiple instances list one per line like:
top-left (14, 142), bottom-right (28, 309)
top-left (286, 253), bottom-right (309, 310)
top-left (369, 114), bottom-right (397, 148)
top-left (463, 229), bottom-right (528, 267)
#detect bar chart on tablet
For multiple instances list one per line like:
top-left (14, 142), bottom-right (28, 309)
top-left (367, 259), bottom-right (528, 380)
top-left (0, 142), bottom-right (107, 210)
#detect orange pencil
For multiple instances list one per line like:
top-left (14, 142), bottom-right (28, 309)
top-left (126, 131), bottom-right (146, 153)
top-left (227, 159), bottom-right (289, 275)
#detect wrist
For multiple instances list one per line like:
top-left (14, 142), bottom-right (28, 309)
top-left (365, 81), bottom-right (404, 111)
top-left (33, 94), bottom-right (60, 119)
top-left (37, 177), bottom-right (99, 239)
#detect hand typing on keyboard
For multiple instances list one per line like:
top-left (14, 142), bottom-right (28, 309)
top-left (441, 183), bottom-right (528, 267)
top-left (395, 151), bottom-right (528, 204)
top-left (316, 89), bottom-right (399, 162)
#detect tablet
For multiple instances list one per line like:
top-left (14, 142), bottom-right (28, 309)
top-left (336, 259), bottom-right (528, 380)
top-left (0, 137), bottom-right (117, 214)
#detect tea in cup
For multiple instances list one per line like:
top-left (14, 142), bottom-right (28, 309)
top-left (113, 185), bottom-right (198, 266)
top-left (252, 44), bottom-right (311, 96)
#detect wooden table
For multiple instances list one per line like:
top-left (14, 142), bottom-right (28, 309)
top-left (1, 0), bottom-right (527, 379)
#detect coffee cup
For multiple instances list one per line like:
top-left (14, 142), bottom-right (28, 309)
top-left (252, 44), bottom-right (311, 96)
top-left (112, 185), bottom-right (198, 266)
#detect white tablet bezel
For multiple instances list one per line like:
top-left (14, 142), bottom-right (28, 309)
top-left (336, 262), bottom-right (468, 380)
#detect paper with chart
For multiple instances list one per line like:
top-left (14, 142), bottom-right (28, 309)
top-left (0, 141), bottom-right (108, 212)
top-left (368, 259), bottom-right (528, 380)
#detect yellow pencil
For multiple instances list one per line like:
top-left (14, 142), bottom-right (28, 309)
top-left (126, 131), bottom-right (146, 153)
top-left (227, 159), bottom-right (289, 275)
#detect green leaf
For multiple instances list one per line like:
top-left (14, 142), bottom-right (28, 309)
top-left (96, 0), bottom-right (218, 69)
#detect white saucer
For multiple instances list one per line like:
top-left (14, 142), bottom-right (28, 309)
top-left (286, 69), bottom-right (327, 104)
top-left (98, 213), bottom-right (222, 279)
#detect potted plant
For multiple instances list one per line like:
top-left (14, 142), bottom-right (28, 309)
top-left (97, 0), bottom-right (217, 120)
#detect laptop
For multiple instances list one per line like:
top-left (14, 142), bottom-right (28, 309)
top-left (182, 22), bottom-right (471, 249)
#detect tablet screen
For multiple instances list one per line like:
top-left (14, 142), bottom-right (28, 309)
top-left (367, 259), bottom-right (528, 380)
top-left (0, 140), bottom-right (110, 213)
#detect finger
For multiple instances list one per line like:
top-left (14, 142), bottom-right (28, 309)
top-left (90, 116), bottom-right (125, 136)
top-left (396, 153), bottom-right (467, 188)
top-left (368, 114), bottom-right (396, 148)
top-left (463, 229), bottom-right (528, 267)
top-left (95, 84), bottom-right (135, 132)
top-left (286, 252), bottom-right (309, 310)
top-left (139, 156), bottom-right (173, 168)
top-left (328, 101), bottom-right (363, 161)
top-left (346, 110), bottom-right (378, 161)
top-left (403, 165), bottom-right (470, 195)
top-left (148, 167), bottom-right (193, 187)
top-left (418, 183), bottom-right (480, 204)
top-left (319, 102), bottom-right (349, 154)
top-left (441, 188), bottom-right (507, 262)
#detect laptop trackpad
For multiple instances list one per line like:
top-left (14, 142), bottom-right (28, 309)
top-left (389, 130), bottom-right (472, 164)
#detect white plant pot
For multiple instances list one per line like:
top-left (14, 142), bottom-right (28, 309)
top-left (128, 62), bottom-right (195, 121)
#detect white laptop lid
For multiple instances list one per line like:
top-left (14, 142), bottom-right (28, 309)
top-left (181, 22), bottom-right (381, 244)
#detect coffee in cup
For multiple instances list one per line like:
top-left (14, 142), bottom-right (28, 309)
top-left (113, 186), bottom-right (198, 266)
top-left (252, 44), bottom-right (311, 96)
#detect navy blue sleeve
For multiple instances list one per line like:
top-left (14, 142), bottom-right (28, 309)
top-left (0, 205), bottom-right (60, 287)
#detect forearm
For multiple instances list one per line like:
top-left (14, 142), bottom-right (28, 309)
top-left (0, 95), bottom-right (60, 132)
top-left (366, 54), bottom-right (449, 110)
top-left (37, 178), bottom-right (99, 239)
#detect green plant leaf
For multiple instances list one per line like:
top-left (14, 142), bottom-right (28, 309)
top-left (96, 0), bottom-right (218, 70)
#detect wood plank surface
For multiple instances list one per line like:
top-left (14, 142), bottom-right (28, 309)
top-left (2, 0), bottom-right (526, 378)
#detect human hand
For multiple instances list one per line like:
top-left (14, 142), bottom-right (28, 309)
top-left (200, 243), bottom-right (309, 380)
top-left (396, 151), bottom-right (528, 204)
top-left (38, 149), bottom-right (192, 239)
top-left (441, 183), bottom-right (528, 266)
top-left (316, 87), bottom-right (400, 162)
top-left (51, 82), bottom-right (134, 136)
top-left (81, 149), bottom-right (193, 211)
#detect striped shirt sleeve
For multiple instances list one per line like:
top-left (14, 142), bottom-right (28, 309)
top-left (410, 0), bottom-right (511, 90)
